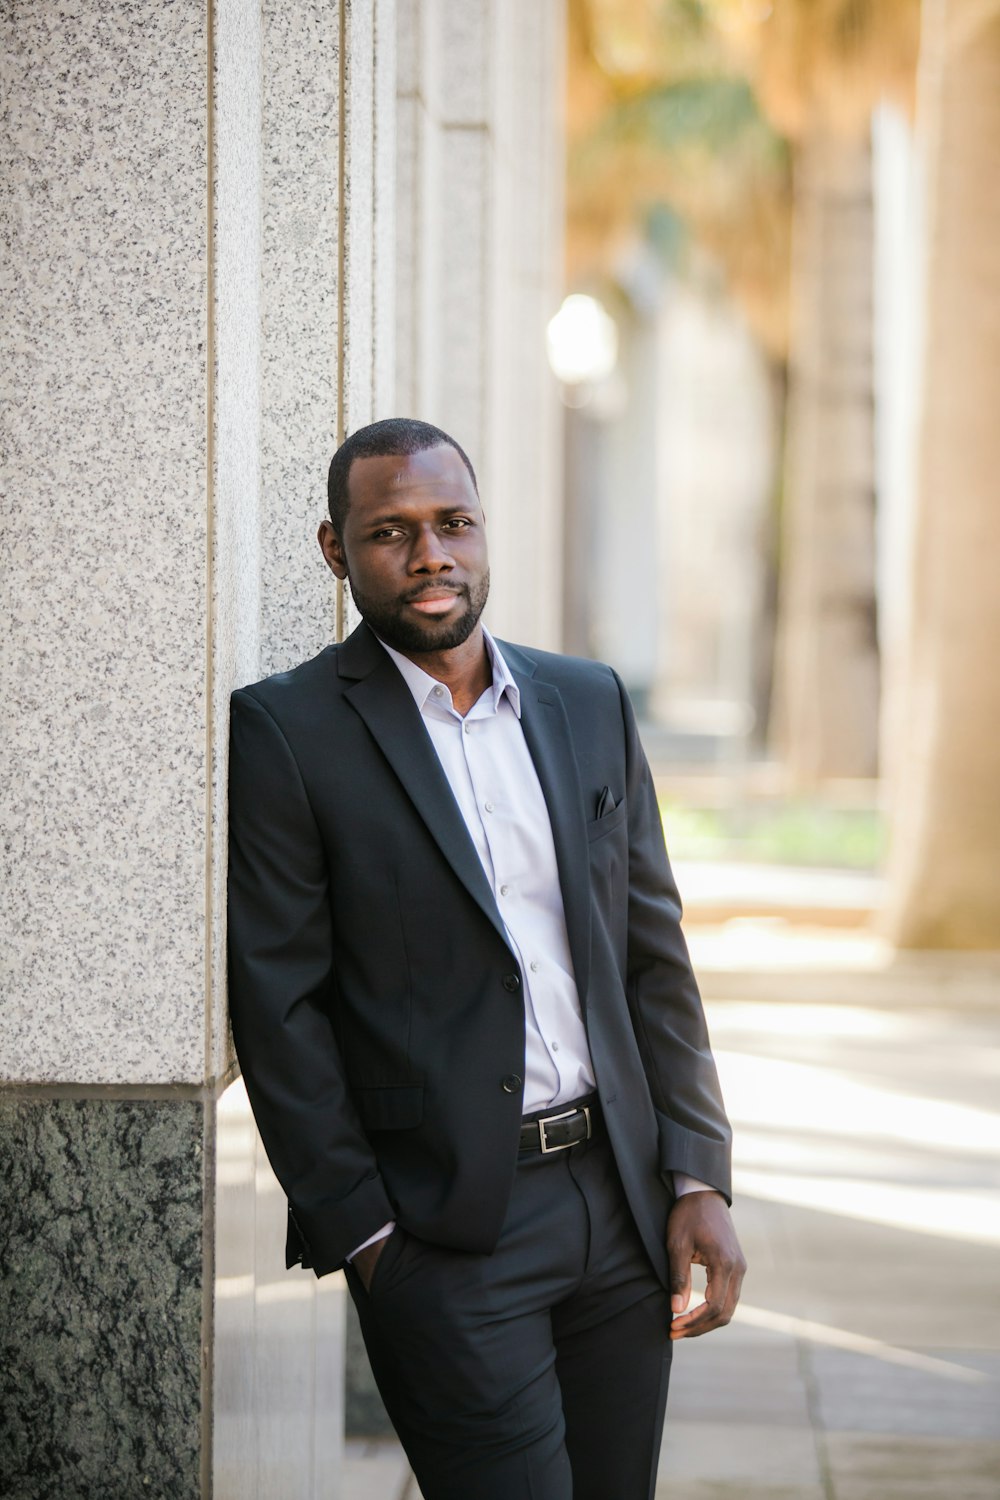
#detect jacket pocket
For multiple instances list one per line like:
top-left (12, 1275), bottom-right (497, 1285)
top-left (354, 1084), bottom-right (424, 1131)
top-left (585, 796), bottom-right (627, 843)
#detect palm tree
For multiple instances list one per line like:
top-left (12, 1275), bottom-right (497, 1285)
top-left (566, 0), bottom-right (793, 355)
top-left (564, 2), bottom-right (794, 733)
top-left (566, 1), bottom-right (920, 781)
top-left (732, 0), bottom-right (920, 785)
top-left (768, 121), bottom-right (880, 785)
top-left (883, 0), bottom-right (1000, 946)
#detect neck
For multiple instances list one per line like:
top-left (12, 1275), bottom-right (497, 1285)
top-left (397, 625), bottom-right (492, 716)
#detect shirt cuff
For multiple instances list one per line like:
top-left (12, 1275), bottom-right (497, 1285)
top-left (673, 1173), bottom-right (716, 1198)
top-left (345, 1221), bottom-right (396, 1262)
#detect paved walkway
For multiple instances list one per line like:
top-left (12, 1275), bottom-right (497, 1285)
top-left (344, 911), bottom-right (1000, 1499)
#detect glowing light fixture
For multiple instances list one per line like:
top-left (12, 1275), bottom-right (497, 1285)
top-left (546, 294), bottom-right (619, 386)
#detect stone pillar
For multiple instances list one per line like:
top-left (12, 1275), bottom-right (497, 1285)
top-left (883, 0), bottom-right (1000, 947)
top-left (769, 127), bottom-right (881, 786)
top-left (0, 1), bottom-right (395, 1494)
top-left (395, 0), bottom-right (565, 647)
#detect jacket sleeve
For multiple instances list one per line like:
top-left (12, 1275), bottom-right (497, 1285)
top-left (227, 687), bottom-right (394, 1273)
top-left (614, 670), bottom-right (734, 1202)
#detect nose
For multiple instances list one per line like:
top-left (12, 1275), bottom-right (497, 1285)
top-left (409, 524), bottom-right (454, 574)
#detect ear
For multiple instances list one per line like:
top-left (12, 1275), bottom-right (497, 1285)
top-left (317, 519), bottom-right (348, 580)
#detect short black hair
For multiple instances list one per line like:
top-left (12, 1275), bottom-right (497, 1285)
top-left (326, 418), bottom-right (479, 535)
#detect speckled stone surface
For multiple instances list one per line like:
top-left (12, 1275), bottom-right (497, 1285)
top-left (2, 0), bottom-right (398, 1086)
top-left (0, 1097), bottom-right (204, 1499)
top-left (208, 0), bottom-right (265, 1085)
top-left (1, 1), bottom-right (209, 1084)
top-left (342, 0), bottom-right (397, 436)
top-left (343, 0), bottom-right (377, 436)
top-left (257, 0), bottom-right (343, 680)
top-left (4, 1), bottom-right (394, 1493)
top-left (373, 0), bottom-right (398, 421)
top-left (435, 0), bottom-right (493, 126)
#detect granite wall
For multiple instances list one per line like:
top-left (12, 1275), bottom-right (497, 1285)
top-left (1, 1), bottom-right (392, 1494)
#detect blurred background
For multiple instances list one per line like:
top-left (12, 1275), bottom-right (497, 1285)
top-left (540, 6), bottom-right (1000, 1498)
top-left (3, 2), bottom-right (998, 1498)
top-left (555, 0), bottom-right (998, 954)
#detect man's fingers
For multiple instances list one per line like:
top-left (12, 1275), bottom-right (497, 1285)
top-left (667, 1226), bottom-right (693, 1316)
top-left (669, 1263), bottom-right (739, 1339)
top-left (718, 1251), bottom-right (745, 1326)
top-left (665, 1192), bottom-right (747, 1339)
top-left (353, 1235), bottom-right (389, 1293)
top-left (704, 1246), bottom-right (743, 1320)
top-left (670, 1271), bottom-right (692, 1316)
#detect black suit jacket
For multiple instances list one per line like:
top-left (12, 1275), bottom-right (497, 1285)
top-left (227, 622), bottom-right (732, 1282)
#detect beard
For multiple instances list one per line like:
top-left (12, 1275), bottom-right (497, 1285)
top-left (348, 569), bottom-right (490, 654)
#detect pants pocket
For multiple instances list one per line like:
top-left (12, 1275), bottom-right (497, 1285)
top-left (368, 1227), bottom-right (411, 1297)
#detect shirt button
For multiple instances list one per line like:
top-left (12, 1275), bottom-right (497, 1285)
top-left (433, 685), bottom-right (444, 697)
top-left (484, 801), bottom-right (494, 813)
top-left (502, 973), bottom-right (520, 993)
top-left (501, 1075), bottom-right (522, 1094)
top-left (530, 961), bottom-right (540, 973)
top-left (500, 884), bottom-right (509, 896)
top-left (552, 1041), bottom-right (560, 1052)
top-left (463, 722), bottom-right (472, 734)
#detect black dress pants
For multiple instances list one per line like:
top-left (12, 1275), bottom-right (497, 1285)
top-left (346, 1131), bottom-right (672, 1500)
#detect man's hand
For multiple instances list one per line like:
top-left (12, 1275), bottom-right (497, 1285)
top-left (667, 1191), bottom-right (746, 1340)
top-left (352, 1234), bottom-right (390, 1293)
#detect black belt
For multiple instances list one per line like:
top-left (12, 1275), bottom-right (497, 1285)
top-left (519, 1097), bottom-right (600, 1155)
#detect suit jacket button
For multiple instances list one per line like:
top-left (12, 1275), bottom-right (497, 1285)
top-left (502, 973), bottom-right (520, 992)
top-left (501, 1075), bottom-right (522, 1094)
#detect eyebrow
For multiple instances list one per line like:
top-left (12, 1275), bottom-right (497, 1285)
top-left (366, 503), bottom-right (474, 527)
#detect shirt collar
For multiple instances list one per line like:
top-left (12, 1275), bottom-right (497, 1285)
top-left (376, 625), bottom-right (521, 719)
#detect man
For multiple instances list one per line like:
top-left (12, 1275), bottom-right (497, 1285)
top-left (228, 418), bottom-right (745, 1500)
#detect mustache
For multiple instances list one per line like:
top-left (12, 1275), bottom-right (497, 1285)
top-left (402, 582), bottom-right (467, 604)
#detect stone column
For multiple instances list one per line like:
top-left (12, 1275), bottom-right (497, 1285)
top-left (0, 1), bottom-right (395, 1495)
top-left (883, 0), bottom-right (1000, 947)
top-left (769, 127), bottom-right (881, 786)
top-left (395, 0), bottom-right (565, 648)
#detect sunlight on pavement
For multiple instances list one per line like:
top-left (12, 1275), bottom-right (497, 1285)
top-left (733, 1302), bottom-right (989, 1383)
top-left (707, 999), bottom-right (915, 1038)
top-left (714, 1049), bottom-right (1000, 1156)
top-left (688, 918), bottom-right (891, 970)
top-left (677, 1282), bottom-right (990, 1381)
top-left (734, 1169), bottom-right (1000, 1246)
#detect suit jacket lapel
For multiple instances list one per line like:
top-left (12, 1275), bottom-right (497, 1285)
top-left (503, 646), bottom-right (593, 1009)
top-left (339, 625), bottom-right (509, 946)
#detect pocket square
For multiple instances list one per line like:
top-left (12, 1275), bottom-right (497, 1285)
top-left (596, 786), bottom-right (615, 818)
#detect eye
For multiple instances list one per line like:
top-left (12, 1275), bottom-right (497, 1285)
top-left (371, 526), bottom-right (403, 540)
top-left (443, 517), bottom-right (472, 530)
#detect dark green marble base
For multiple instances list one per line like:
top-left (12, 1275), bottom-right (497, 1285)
top-left (0, 1096), bottom-right (204, 1500)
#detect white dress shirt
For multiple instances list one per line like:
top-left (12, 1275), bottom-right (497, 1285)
top-left (383, 627), bottom-right (595, 1113)
top-left (348, 629), bottom-right (709, 1260)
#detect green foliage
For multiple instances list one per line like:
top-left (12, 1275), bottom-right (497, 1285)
top-left (645, 202), bottom-right (688, 265)
top-left (659, 796), bottom-right (885, 869)
top-left (570, 74), bottom-right (787, 187)
top-left (606, 75), bottom-right (782, 155)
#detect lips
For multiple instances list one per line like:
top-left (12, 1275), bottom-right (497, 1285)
top-left (406, 588), bottom-right (464, 616)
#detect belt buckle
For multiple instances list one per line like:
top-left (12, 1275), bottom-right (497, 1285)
top-left (539, 1105), bottom-right (591, 1154)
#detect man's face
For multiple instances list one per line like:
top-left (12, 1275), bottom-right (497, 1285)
top-left (319, 445), bottom-right (490, 655)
